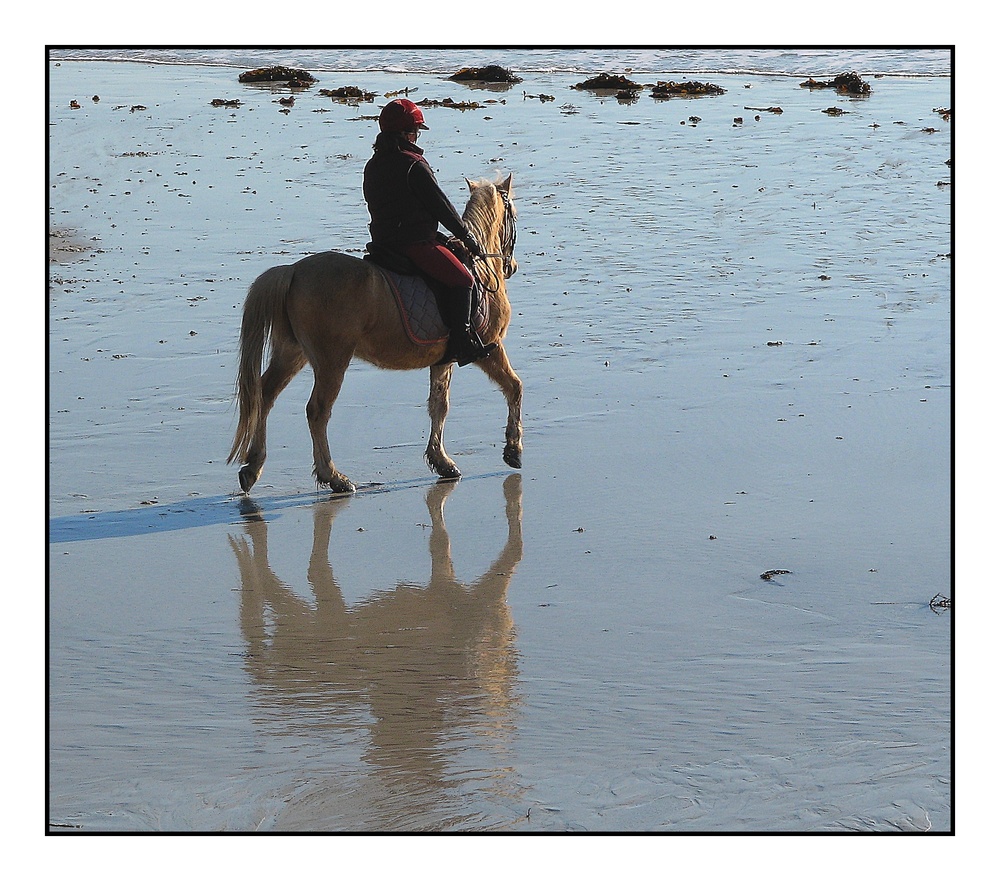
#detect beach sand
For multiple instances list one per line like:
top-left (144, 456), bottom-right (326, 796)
top-left (47, 58), bottom-right (951, 832)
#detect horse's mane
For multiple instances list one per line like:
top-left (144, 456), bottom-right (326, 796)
top-left (463, 178), bottom-right (514, 242)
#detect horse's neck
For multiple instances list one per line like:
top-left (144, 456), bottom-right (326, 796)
top-left (481, 212), bottom-right (501, 251)
top-left (466, 196), bottom-right (501, 250)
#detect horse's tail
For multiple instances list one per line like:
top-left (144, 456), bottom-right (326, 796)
top-left (228, 264), bottom-right (295, 465)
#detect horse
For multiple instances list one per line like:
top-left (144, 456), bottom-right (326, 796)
top-left (228, 174), bottom-right (521, 494)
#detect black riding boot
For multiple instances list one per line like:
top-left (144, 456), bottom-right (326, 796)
top-left (451, 285), bottom-right (497, 367)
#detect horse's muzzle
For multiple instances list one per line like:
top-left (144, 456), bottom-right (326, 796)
top-left (504, 257), bottom-right (518, 278)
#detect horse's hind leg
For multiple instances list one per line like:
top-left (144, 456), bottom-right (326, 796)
top-left (425, 363), bottom-right (462, 479)
top-left (476, 343), bottom-right (523, 469)
top-left (306, 349), bottom-right (356, 494)
top-left (240, 342), bottom-right (307, 492)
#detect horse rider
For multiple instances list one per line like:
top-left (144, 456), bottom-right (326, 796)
top-left (363, 98), bottom-right (498, 366)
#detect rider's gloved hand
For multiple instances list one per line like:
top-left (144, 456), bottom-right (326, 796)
top-left (463, 235), bottom-right (485, 259)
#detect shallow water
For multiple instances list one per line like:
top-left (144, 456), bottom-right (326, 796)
top-left (48, 47), bottom-right (951, 76)
top-left (48, 57), bottom-right (951, 832)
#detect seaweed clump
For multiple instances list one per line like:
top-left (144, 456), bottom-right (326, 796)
top-left (800, 72), bottom-right (871, 95)
top-left (929, 592), bottom-right (951, 612)
top-left (239, 66), bottom-right (317, 86)
top-left (416, 97), bottom-right (485, 111)
top-left (650, 80), bottom-right (726, 98)
top-left (449, 65), bottom-right (522, 84)
top-left (319, 86), bottom-right (376, 102)
top-left (573, 73), bottom-right (642, 92)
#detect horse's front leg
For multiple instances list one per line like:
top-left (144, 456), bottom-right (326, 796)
top-left (425, 363), bottom-right (461, 479)
top-left (477, 343), bottom-right (523, 469)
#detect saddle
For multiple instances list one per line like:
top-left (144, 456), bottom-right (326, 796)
top-left (363, 241), bottom-right (488, 348)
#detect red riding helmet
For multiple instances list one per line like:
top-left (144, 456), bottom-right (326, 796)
top-left (378, 98), bottom-right (429, 133)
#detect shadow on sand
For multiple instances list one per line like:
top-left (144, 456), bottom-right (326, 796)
top-left (48, 472), bottom-right (511, 544)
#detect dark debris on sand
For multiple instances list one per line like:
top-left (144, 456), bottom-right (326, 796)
top-left (449, 65), bottom-right (522, 84)
top-left (319, 86), bottom-right (377, 102)
top-left (573, 73), bottom-right (643, 92)
top-left (416, 96), bottom-right (486, 111)
top-left (929, 592), bottom-right (952, 612)
top-left (800, 72), bottom-right (871, 95)
top-left (650, 80), bottom-right (726, 98)
top-left (239, 66), bottom-right (317, 86)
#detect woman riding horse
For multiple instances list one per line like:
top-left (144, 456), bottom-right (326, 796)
top-left (227, 162), bottom-right (522, 495)
top-left (363, 98), bottom-right (497, 366)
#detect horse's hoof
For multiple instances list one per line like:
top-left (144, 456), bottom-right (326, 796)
top-left (435, 462), bottom-right (462, 480)
top-left (503, 446), bottom-right (522, 469)
top-left (238, 464), bottom-right (259, 493)
top-left (327, 473), bottom-right (356, 495)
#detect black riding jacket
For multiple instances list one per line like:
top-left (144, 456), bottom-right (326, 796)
top-left (363, 133), bottom-right (471, 248)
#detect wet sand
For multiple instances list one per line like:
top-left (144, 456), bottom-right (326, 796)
top-left (47, 58), bottom-right (951, 832)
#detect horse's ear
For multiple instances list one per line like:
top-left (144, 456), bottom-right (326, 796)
top-left (499, 174), bottom-right (512, 194)
top-left (466, 177), bottom-right (476, 191)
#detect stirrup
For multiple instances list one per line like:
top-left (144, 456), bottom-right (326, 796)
top-left (454, 333), bottom-right (498, 367)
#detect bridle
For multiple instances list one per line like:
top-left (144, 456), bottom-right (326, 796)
top-left (475, 187), bottom-right (517, 292)
top-left (496, 189), bottom-right (517, 279)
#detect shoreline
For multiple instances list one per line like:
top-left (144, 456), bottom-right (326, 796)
top-left (50, 57), bottom-right (953, 79)
top-left (46, 48), bottom-right (952, 79)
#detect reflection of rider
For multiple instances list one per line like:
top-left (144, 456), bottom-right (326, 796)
top-left (363, 99), bottom-right (497, 366)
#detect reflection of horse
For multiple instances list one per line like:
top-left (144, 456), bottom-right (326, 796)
top-left (228, 176), bottom-right (522, 495)
top-left (228, 475), bottom-right (523, 829)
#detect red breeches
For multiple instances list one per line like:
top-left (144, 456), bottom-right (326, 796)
top-left (403, 241), bottom-right (474, 289)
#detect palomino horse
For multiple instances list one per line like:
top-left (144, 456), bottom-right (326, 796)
top-left (228, 175), bottom-right (521, 494)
